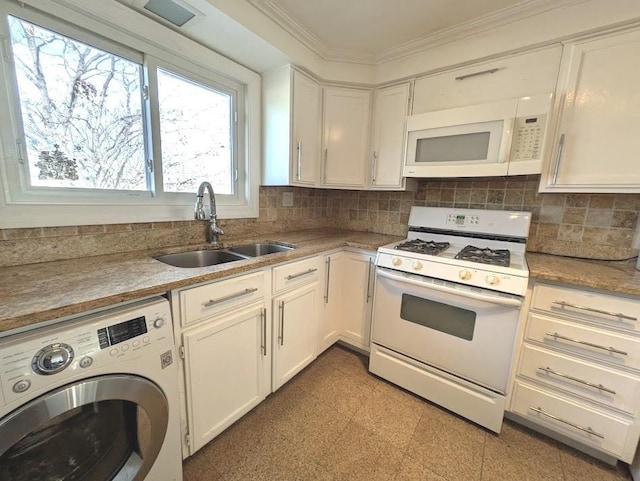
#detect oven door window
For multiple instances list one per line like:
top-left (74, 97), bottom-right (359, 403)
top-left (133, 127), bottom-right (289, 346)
top-left (400, 293), bottom-right (476, 341)
top-left (0, 375), bottom-right (168, 481)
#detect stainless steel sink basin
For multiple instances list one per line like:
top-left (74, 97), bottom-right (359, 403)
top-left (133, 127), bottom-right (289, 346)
top-left (227, 242), bottom-right (295, 257)
top-left (155, 249), bottom-right (249, 268)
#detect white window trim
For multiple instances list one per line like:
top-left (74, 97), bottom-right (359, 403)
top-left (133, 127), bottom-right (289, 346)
top-left (0, 0), bottom-right (260, 228)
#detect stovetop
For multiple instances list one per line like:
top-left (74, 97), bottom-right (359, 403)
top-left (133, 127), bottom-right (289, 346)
top-left (375, 207), bottom-right (531, 296)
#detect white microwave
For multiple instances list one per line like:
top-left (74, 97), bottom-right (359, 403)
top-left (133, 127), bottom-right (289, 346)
top-left (404, 94), bottom-right (553, 178)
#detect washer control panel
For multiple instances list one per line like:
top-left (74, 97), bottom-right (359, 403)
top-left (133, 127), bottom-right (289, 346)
top-left (0, 298), bottom-right (172, 407)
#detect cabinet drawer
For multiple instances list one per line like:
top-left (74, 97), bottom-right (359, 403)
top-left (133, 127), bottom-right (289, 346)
top-left (272, 257), bottom-right (321, 294)
top-left (531, 283), bottom-right (640, 333)
top-left (511, 381), bottom-right (636, 461)
top-left (518, 344), bottom-right (640, 414)
top-left (525, 313), bottom-right (640, 373)
top-left (181, 271), bottom-right (265, 326)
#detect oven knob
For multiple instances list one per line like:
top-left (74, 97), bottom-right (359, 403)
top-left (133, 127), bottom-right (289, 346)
top-left (458, 270), bottom-right (472, 281)
top-left (392, 257), bottom-right (402, 267)
top-left (412, 261), bottom-right (423, 271)
top-left (486, 275), bottom-right (500, 286)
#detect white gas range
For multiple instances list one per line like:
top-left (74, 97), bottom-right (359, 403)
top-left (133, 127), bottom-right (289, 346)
top-left (369, 206), bottom-right (531, 433)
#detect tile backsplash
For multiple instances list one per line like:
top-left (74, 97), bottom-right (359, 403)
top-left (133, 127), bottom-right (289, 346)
top-left (1, 177), bottom-right (638, 267)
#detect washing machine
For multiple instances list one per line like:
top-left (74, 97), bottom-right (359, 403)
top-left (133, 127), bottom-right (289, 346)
top-left (0, 297), bottom-right (182, 481)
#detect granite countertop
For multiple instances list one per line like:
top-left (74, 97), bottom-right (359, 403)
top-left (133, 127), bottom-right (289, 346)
top-left (526, 252), bottom-right (640, 297)
top-left (2, 228), bottom-right (639, 336)
top-left (0, 229), bottom-right (402, 335)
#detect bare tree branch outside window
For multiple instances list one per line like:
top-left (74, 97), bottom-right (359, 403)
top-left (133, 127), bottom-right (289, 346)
top-left (9, 17), bottom-right (147, 190)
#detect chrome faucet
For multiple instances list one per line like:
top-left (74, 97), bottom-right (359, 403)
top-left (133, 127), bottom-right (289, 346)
top-left (195, 181), bottom-right (224, 247)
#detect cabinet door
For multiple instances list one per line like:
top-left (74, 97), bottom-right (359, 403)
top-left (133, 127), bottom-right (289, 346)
top-left (183, 304), bottom-right (269, 454)
top-left (273, 283), bottom-right (319, 390)
top-left (541, 29), bottom-right (640, 192)
top-left (341, 251), bottom-right (375, 351)
top-left (370, 83), bottom-right (410, 189)
top-left (412, 46), bottom-right (561, 114)
top-left (322, 87), bottom-right (371, 188)
top-left (319, 252), bottom-right (344, 353)
top-left (292, 70), bottom-right (320, 186)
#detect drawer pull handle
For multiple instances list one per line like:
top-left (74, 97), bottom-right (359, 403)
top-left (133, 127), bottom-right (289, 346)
top-left (529, 406), bottom-right (604, 439)
top-left (455, 68), bottom-right (499, 81)
top-left (552, 300), bottom-right (637, 322)
top-left (203, 288), bottom-right (259, 307)
top-left (285, 268), bottom-right (318, 280)
top-left (537, 366), bottom-right (616, 395)
top-left (545, 332), bottom-right (628, 356)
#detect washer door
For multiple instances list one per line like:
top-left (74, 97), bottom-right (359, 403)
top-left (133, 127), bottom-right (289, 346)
top-left (0, 374), bottom-right (169, 481)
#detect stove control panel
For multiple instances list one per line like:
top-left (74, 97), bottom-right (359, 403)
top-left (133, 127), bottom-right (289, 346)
top-left (447, 214), bottom-right (479, 227)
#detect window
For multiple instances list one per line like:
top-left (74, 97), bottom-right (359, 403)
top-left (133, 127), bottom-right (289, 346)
top-left (9, 16), bottom-right (148, 192)
top-left (0, 3), bottom-right (259, 227)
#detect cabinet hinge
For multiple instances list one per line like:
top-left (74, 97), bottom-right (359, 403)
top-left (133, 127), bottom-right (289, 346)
top-left (185, 432), bottom-right (190, 447)
top-left (179, 345), bottom-right (185, 359)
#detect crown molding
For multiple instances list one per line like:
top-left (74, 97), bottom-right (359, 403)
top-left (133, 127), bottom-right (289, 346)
top-left (375, 0), bottom-right (587, 63)
top-left (249, 0), bottom-right (587, 66)
top-left (247, 0), bottom-right (376, 64)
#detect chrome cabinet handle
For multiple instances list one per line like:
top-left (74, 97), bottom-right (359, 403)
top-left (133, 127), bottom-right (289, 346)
top-left (529, 406), bottom-right (604, 439)
top-left (203, 288), bottom-right (258, 307)
top-left (371, 151), bottom-right (377, 184)
top-left (278, 300), bottom-right (285, 346)
top-left (261, 308), bottom-right (267, 356)
top-left (296, 141), bottom-right (301, 181)
top-left (285, 268), bottom-right (318, 280)
top-left (455, 68), bottom-right (499, 81)
top-left (366, 258), bottom-right (373, 303)
top-left (324, 257), bottom-right (331, 304)
top-left (545, 331), bottom-right (628, 356)
top-left (551, 133), bottom-right (565, 185)
top-left (553, 300), bottom-right (637, 322)
top-left (537, 366), bottom-right (616, 395)
top-left (323, 148), bottom-right (328, 183)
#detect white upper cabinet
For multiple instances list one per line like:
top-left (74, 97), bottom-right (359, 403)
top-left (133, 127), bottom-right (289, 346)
top-left (262, 66), bottom-right (320, 186)
top-left (369, 83), bottom-right (412, 190)
top-left (321, 87), bottom-right (371, 188)
top-left (412, 46), bottom-right (562, 114)
top-left (540, 28), bottom-right (640, 193)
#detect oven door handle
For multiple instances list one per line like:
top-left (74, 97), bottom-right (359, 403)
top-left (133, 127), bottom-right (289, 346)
top-left (376, 267), bottom-right (523, 307)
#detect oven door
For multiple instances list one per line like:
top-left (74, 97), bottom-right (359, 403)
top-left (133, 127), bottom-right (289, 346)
top-left (0, 374), bottom-right (168, 481)
top-left (371, 267), bottom-right (522, 393)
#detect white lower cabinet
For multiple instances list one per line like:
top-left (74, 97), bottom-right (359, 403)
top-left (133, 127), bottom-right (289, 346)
top-left (182, 303), bottom-right (270, 454)
top-left (272, 282), bottom-right (319, 390)
top-left (319, 249), bottom-right (376, 353)
top-left (509, 281), bottom-right (640, 462)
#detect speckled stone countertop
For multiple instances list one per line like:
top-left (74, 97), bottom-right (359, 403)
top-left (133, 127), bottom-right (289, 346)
top-left (526, 252), bottom-right (640, 297)
top-left (0, 229), bottom-right (402, 335)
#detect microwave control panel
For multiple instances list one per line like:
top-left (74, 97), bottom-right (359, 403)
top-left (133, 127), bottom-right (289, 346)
top-left (511, 113), bottom-right (547, 162)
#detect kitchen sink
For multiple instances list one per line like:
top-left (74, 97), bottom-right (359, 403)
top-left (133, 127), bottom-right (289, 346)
top-left (227, 242), bottom-right (295, 257)
top-left (154, 249), bottom-right (249, 268)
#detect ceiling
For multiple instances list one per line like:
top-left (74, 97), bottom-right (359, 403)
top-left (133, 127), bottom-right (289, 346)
top-left (117, 0), bottom-right (582, 71)
top-left (246, 0), bottom-right (578, 64)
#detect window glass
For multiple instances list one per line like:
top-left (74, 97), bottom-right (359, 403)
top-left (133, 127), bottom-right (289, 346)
top-left (157, 68), bottom-right (233, 195)
top-left (8, 16), bottom-right (147, 191)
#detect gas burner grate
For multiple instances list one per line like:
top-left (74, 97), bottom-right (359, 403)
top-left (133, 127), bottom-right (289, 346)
top-left (394, 239), bottom-right (450, 256)
top-left (455, 245), bottom-right (511, 267)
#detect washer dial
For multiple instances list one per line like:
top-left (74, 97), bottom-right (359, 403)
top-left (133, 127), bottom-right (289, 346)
top-left (32, 343), bottom-right (74, 375)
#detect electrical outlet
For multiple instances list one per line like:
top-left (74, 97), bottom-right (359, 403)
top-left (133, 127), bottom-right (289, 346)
top-left (282, 192), bottom-right (293, 207)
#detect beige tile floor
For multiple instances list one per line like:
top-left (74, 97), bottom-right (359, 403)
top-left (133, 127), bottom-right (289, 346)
top-left (183, 344), bottom-right (633, 481)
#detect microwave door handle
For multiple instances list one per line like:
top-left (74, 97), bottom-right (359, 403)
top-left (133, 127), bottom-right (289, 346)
top-left (376, 267), bottom-right (523, 308)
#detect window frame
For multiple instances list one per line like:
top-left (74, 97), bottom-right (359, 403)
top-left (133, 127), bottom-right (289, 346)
top-left (0, 1), bottom-right (260, 228)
